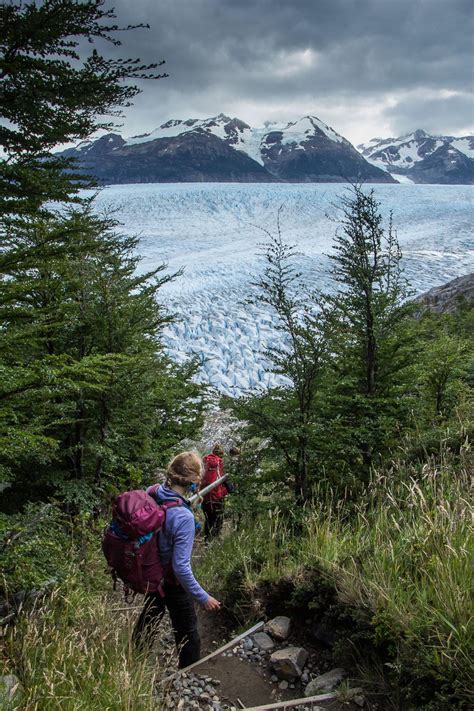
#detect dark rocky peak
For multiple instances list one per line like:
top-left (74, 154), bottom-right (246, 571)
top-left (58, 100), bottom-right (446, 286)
top-left (161, 119), bottom-right (181, 128)
top-left (128, 131), bottom-right (151, 141)
top-left (81, 133), bottom-right (125, 155)
top-left (204, 113), bottom-right (233, 126)
top-left (413, 129), bottom-right (428, 140)
top-left (225, 118), bottom-right (251, 134)
top-left (222, 118), bottom-right (252, 146)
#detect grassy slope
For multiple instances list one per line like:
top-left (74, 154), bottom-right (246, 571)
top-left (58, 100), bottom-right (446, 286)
top-left (197, 441), bottom-right (473, 710)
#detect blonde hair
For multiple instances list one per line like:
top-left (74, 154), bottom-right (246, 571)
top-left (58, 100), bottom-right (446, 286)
top-left (166, 451), bottom-right (202, 487)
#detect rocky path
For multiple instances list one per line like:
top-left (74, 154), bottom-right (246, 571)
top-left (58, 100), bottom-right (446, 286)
top-left (159, 614), bottom-right (367, 711)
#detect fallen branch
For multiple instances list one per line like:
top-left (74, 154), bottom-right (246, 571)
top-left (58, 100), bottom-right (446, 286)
top-left (241, 692), bottom-right (337, 710)
top-left (161, 620), bottom-right (264, 684)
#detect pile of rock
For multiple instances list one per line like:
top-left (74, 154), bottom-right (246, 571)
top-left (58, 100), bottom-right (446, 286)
top-left (227, 615), bottom-right (365, 707)
top-left (163, 615), bottom-right (365, 709)
top-left (163, 671), bottom-right (229, 711)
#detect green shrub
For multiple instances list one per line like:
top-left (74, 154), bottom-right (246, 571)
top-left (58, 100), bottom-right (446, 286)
top-left (0, 504), bottom-right (75, 595)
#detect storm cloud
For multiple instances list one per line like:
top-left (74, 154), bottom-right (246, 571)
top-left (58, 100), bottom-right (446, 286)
top-left (100, 0), bottom-right (473, 144)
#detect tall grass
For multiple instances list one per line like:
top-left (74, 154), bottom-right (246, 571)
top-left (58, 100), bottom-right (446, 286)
top-left (197, 440), bottom-right (473, 708)
top-left (1, 554), bottom-right (162, 710)
top-left (301, 456), bottom-right (473, 703)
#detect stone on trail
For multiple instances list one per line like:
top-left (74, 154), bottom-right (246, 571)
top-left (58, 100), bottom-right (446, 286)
top-left (270, 646), bottom-right (308, 680)
top-left (252, 631), bottom-right (275, 651)
top-left (304, 667), bottom-right (346, 695)
top-left (265, 615), bottom-right (291, 641)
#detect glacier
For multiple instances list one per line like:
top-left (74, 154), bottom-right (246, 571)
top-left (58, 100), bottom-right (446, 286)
top-left (89, 182), bottom-right (474, 395)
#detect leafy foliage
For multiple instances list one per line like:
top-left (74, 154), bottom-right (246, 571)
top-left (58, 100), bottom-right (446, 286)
top-left (0, 2), bottom-right (205, 513)
top-left (0, 503), bottom-right (72, 593)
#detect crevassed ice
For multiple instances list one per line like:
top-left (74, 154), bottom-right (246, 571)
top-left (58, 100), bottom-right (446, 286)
top-left (90, 183), bottom-right (474, 395)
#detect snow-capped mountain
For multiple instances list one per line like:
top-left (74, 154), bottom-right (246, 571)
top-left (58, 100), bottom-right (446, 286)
top-left (58, 114), bottom-right (394, 184)
top-left (358, 129), bottom-right (474, 184)
top-left (246, 115), bottom-right (391, 182)
top-left (126, 114), bottom-right (350, 168)
top-left (65, 130), bottom-right (274, 184)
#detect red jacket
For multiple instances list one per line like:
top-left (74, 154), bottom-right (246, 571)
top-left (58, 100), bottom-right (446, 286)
top-left (201, 454), bottom-right (227, 502)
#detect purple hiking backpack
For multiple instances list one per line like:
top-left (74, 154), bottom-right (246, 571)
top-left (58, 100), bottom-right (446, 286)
top-left (102, 485), bottom-right (182, 596)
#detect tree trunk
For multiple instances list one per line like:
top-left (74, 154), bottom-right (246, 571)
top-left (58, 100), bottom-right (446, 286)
top-left (296, 432), bottom-right (309, 502)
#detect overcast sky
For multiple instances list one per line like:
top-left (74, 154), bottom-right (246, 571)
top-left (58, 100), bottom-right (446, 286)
top-left (104, 0), bottom-right (473, 145)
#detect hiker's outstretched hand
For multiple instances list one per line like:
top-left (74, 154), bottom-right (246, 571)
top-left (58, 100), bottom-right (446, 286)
top-left (202, 595), bottom-right (221, 611)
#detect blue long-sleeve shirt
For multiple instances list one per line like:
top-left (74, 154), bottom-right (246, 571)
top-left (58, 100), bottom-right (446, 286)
top-left (155, 484), bottom-right (209, 604)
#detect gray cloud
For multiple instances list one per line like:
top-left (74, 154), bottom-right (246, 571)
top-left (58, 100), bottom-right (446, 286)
top-left (97, 0), bottom-right (474, 143)
top-left (384, 92), bottom-right (474, 136)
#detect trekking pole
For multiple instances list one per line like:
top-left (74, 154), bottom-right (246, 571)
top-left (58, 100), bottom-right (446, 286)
top-left (187, 473), bottom-right (229, 507)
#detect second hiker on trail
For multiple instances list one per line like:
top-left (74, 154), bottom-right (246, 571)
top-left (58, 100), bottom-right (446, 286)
top-left (201, 443), bottom-right (229, 540)
top-left (132, 451), bottom-right (221, 667)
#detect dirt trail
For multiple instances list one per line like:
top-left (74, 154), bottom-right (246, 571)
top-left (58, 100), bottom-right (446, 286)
top-left (193, 609), bottom-right (364, 710)
top-left (196, 610), bottom-right (294, 707)
top-left (162, 413), bottom-right (369, 709)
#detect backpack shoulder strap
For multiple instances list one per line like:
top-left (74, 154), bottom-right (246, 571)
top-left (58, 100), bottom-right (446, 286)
top-left (146, 484), bottom-right (160, 499)
top-left (159, 499), bottom-right (183, 510)
top-left (155, 498), bottom-right (185, 534)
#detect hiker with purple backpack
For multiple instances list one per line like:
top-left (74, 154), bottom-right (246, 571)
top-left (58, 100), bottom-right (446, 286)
top-left (103, 451), bottom-right (220, 668)
top-left (133, 451), bottom-right (221, 665)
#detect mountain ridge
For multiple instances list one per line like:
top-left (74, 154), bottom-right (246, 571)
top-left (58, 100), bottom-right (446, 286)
top-left (59, 113), bottom-right (395, 185)
top-left (358, 129), bottom-right (474, 184)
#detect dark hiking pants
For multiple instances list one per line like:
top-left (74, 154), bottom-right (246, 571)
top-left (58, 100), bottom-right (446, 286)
top-left (202, 500), bottom-right (224, 540)
top-left (132, 582), bottom-right (200, 668)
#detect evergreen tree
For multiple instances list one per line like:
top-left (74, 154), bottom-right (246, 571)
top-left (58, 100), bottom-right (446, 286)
top-left (234, 215), bottom-right (327, 502)
top-left (0, 1), bottom-right (205, 511)
top-left (322, 186), bottom-right (416, 482)
top-left (0, 0), bottom-right (166, 212)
